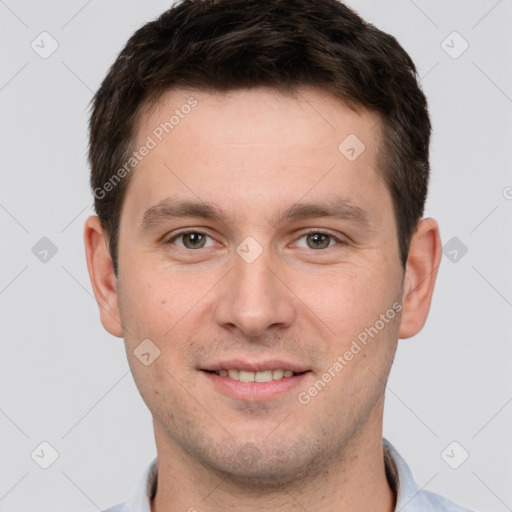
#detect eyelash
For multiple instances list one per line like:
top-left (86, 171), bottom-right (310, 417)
top-left (166, 228), bottom-right (347, 250)
top-left (167, 230), bottom-right (218, 249)
top-left (297, 228), bottom-right (346, 248)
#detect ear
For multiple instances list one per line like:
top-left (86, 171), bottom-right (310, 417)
top-left (83, 215), bottom-right (123, 338)
top-left (399, 218), bottom-right (442, 339)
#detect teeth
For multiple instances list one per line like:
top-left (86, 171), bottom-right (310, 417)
top-left (214, 369), bottom-right (297, 382)
top-left (272, 369), bottom-right (284, 380)
top-left (255, 370), bottom-right (273, 382)
top-left (239, 370), bottom-right (255, 382)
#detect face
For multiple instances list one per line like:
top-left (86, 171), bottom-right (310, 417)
top-left (107, 87), bottom-right (407, 484)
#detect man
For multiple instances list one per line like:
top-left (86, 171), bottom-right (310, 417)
top-left (84, 0), bottom-right (473, 510)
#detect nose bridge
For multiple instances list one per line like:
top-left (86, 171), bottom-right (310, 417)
top-left (234, 252), bottom-right (274, 306)
top-left (213, 243), bottom-right (295, 336)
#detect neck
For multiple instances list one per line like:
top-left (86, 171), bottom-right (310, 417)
top-left (151, 408), bottom-right (395, 512)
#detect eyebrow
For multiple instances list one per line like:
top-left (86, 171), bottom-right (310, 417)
top-left (138, 196), bottom-right (224, 234)
top-left (138, 195), bottom-right (372, 234)
top-left (272, 199), bottom-right (372, 228)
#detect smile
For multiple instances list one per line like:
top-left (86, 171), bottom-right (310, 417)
top-left (207, 369), bottom-right (300, 382)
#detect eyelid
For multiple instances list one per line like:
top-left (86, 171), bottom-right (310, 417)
top-left (293, 228), bottom-right (347, 246)
top-left (165, 227), bottom-right (347, 249)
top-left (167, 229), bottom-right (218, 248)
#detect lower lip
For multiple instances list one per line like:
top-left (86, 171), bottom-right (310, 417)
top-left (201, 371), bottom-right (311, 401)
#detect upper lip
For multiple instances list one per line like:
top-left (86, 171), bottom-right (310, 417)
top-left (201, 359), bottom-right (310, 373)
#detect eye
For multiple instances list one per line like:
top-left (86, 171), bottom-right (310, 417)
top-left (295, 231), bottom-right (343, 250)
top-left (168, 231), bottom-right (216, 249)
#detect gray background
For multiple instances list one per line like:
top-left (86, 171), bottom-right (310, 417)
top-left (1, 0), bottom-right (511, 510)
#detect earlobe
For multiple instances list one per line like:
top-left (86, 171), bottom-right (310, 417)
top-left (398, 218), bottom-right (442, 340)
top-left (83, 215), bottom-right (124, 338)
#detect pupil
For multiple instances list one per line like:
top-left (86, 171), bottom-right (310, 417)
top-left (307, 233), bottom-right (330, 249)
top-left (185, 233), bottom-right (205, 248)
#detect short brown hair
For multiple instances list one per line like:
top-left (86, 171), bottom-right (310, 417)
top-left (89, 0), bottom-right (431, 276)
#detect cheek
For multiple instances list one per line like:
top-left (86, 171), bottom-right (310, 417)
top-left (294, 263), bottom-right (400, 339)
top-left (118, 265), bottom-right (207, 372)
top-left (119, 262), bottom-right (202, 339)
top-left (122, 311), bottom-right (197, 417)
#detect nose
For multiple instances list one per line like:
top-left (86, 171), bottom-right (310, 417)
top-left (212, 248), bottom-right (296, 338)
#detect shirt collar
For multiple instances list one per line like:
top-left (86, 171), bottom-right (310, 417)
top-left (125, 457), bottom-right (157, 512)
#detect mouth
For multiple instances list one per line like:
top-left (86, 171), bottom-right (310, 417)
top-left (200, 362), bottom-right (312, 401)
top-left (203, 368), bottom-right (307, 383)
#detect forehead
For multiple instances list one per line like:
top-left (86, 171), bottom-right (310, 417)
top-left (136, 86), bottom-right (381, 152)
top-left (123, 86), bottom-right (389, 227)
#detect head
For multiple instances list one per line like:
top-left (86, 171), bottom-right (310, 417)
top-left (85, 0), bottom-right (441, 488)
top-left (89, 0), bottom-right (432, 277)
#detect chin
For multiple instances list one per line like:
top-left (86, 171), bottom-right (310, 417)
top-left (194, 438), bottom-right (323, 490)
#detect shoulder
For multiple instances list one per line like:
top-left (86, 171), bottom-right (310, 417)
top-left (102, 504), bottom-right (130, 512)
top-left (383, 438), bottom-right (475, 512)
top-left (411, 489), bottom-right (474, 512)
top-left (101, 457), bottom-right (158, 512)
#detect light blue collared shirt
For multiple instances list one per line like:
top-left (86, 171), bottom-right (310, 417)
top-left (103, 438), bottom-right (473, 512)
